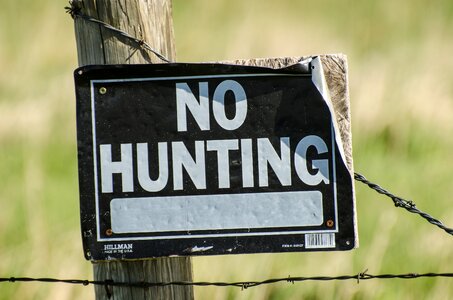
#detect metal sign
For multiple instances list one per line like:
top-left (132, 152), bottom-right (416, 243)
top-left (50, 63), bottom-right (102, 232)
top-left (74, 57), bottom-right (356, 261)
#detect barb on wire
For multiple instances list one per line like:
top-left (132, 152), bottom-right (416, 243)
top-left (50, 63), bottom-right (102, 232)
top-left (354, 172), bottom-right (453, 236)
top-left (1, 272), bottom-right (453, 289)
top-left (65, 0), bottom-right (172, 63)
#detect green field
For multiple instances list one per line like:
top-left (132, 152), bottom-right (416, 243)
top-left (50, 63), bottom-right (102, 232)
top-left (1, 0), bottom-right (453, 299)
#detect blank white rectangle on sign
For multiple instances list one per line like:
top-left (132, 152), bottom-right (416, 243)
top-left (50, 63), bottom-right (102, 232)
top-left (110, 191), bottom-right (323, 234)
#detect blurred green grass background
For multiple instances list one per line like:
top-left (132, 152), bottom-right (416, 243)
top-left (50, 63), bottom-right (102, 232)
top-left (1, 0), bottom-right (453, 299)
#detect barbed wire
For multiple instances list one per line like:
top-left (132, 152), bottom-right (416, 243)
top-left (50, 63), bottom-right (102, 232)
top-left (65, 0), bottom-right (172, 63)
top-left (354, 172), bottom-right (453, 236)
top-left (0, 173), bottom-right (452, 290)
top-left (1, 272), bottom-right (453, 289)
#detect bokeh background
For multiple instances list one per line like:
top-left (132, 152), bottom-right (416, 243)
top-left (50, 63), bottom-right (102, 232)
top-left (1, 0), bottom-right (453, 299)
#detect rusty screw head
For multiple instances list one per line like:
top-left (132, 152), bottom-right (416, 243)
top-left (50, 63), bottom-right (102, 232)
top-left (105, 229), bottom-right (113, 236)
top-left (99, 87), bottom-right (107, 94)
top-left (326, 220), bottom-right (334, 228)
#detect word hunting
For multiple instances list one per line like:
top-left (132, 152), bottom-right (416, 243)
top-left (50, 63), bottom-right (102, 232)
top-left (99, 79), bottom-right (331, 193)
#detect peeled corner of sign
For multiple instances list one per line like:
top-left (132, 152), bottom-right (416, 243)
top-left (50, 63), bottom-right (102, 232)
top-left (310, 56), bottom-right (347, 167)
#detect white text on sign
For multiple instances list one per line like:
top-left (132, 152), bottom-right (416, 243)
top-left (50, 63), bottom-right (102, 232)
top-left (99, 80), bottom-right (330, 193)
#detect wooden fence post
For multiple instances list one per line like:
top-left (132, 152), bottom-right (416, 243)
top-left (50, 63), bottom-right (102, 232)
top-left (71, 0), bottom-right (194, 299)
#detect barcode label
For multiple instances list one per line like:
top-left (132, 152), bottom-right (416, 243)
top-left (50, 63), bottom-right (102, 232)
top-left (305, 233), bottom-right (336, 249)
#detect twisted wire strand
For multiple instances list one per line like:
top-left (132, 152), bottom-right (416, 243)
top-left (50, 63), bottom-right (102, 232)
top-left (354, 172), bottom-right (453, 236)
top-left (1, 272), bottom-right (453, 289)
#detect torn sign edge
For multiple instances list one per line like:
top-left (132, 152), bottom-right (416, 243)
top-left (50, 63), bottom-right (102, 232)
top-left (308, 57), bottom-right (348, 167)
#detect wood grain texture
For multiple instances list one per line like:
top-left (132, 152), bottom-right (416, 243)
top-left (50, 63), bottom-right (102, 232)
top-left (74, 0), bottom-right (175, 65)
top-left (93, 258), bottom-right (193, 300)
top-left (73, 1), bottom-right (193, 299)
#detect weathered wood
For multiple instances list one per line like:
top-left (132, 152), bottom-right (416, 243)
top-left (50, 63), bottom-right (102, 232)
top-left (74, 0), bottom-right (175, 65)
top-left (73, 0), bottom-right (193, 299)
top-left (93, 258), bottom-right (193, 299)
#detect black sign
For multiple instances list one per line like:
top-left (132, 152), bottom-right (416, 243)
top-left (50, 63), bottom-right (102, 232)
top-left (75, 58), bottom-right (356, 261)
